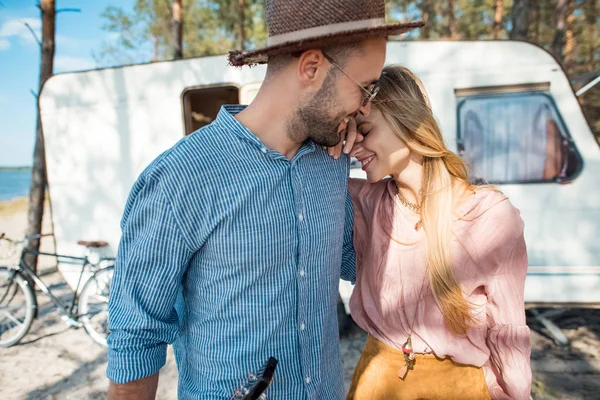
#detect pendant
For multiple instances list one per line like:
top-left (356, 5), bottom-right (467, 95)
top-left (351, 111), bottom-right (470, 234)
top-left (398, 336), bottom-right (415, 380)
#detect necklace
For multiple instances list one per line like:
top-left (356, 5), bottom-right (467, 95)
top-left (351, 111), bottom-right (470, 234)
top-left (396, 186), bottom-right (420, 213)
top-left (395, 185), bottom-right (422, 231)
top-left (398, 271), bottom-right (428, 380)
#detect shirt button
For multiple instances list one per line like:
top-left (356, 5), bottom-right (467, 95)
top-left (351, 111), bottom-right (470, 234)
top-left (299, 269), bottom-right (305, 277)
top-left (298, 213), bottom-right (304, 222)
top-left (261, 147), bottom-right (267, 153)
top-left (305, 376), bottom-right (311, 384)
top-left (300, 322), bottom-right (305, 331)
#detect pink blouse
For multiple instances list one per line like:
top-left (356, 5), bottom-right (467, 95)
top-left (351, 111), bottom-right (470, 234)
top-left (349, 178), bottom-right (532, 400)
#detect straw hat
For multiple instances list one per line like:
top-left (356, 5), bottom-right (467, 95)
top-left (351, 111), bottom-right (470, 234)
top-left (228, 0), bottom-right (425, 67)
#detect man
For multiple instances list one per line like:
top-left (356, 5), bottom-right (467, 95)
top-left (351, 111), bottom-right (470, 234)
top-left (107, 0), bottom-right (423, 398)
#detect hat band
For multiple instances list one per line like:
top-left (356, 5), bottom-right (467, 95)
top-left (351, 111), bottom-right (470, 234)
top-left (267, 18), bottom-right (386, 47)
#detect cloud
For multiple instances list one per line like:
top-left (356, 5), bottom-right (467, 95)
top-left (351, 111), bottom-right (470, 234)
top-left (56, 34), bottom-right (89, 51)
top-left (0, 18), bottom-right (41, 38)
top-left (0, 18), bottom-right (42, 50)
top-left (54, 55), bottom-right (96, 72)
top-left (0, 17), bottom-right (95, 54)
top-left (0, 38), bottom-right (9, 50)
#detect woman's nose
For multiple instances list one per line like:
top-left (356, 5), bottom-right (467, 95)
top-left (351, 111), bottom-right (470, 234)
top-left (350, 143), bottom-right (365, 158)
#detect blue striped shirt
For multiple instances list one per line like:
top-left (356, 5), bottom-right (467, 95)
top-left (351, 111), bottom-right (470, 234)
top-left (107, 105), bottom-right (356, 399)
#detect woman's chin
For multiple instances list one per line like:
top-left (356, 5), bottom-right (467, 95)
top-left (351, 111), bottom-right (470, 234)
top-left (366, 172), bottom-right (381, 183)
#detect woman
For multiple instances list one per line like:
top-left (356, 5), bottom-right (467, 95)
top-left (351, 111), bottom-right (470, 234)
top-left (345, 65), bottom-right (532, 399)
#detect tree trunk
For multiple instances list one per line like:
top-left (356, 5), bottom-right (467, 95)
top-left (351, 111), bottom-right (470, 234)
top-left (493, 0), bottom-right (504, 39)
top-left (25, 0), bottom-right (55, 274)
top-left (420, 0), bottom-right (432, 39)
top-left (564, 1), bottom-right (574, 74)
top-left (531, 0), bottom-right (540, 43)
top-left (585, 0), bottom-right (597, 72)
top-left (238, 0), bottom-right (245, 50)
top-left (510, 0), bottom-right (530, 40)
top-left (552, 0), bottom-right (569, 63)
top-left (172, 0), bottom-right (183, 59)
top-left (448, 0), bottom-right (457, 39)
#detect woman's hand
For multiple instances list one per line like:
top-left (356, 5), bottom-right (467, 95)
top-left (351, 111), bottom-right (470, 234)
top-left (327, 117), bottom-right (365, 159)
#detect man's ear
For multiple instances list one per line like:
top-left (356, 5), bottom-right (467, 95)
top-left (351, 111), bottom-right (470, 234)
top-left (296, 49), bottom-right (327, 87)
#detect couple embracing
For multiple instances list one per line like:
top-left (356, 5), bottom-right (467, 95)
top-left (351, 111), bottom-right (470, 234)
top-left (106, 0), bottom-right (532, 399)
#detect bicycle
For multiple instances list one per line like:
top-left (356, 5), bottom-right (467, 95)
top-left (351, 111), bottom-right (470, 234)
top-left (0, 232), bottom-right (115, 348)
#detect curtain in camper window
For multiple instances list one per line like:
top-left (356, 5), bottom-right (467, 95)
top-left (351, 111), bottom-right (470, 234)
top-left (458, 93), bottom-right (565, 183)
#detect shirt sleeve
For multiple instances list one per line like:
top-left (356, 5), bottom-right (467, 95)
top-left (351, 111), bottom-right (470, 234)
top-left (479, 200), bottom-right (532, 400)
top-left (106, 173), bottom-right (194, 384)
top-left (340, 188), bottom-right (356, 283)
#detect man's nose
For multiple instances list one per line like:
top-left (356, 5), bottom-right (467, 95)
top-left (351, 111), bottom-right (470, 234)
top-left (358, 101), bottom-right (372, 118)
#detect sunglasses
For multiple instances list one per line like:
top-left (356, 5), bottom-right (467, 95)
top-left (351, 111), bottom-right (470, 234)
top-left (322, 52), bottom-right (380, 107)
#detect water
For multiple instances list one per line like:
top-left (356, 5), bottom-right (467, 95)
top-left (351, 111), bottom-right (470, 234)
top-left (0, 169), bottom-right (31, 201)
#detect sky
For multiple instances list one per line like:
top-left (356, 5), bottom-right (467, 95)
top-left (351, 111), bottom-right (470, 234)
top-left (0, 0), bottom-right (136, 167)
top-left (0, 2), bottom-right (425, 168)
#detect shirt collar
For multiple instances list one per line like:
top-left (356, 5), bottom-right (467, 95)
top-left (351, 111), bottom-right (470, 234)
top-left (215, 105), bottom-right (316, 159)
top-left (215, 105), bottom-right (262, 148)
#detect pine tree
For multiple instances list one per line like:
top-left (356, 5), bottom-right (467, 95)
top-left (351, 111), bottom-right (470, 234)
top-left (510, 0), bottom-right (530, 40)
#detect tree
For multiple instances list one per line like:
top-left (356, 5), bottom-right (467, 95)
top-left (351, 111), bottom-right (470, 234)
top-left (552, 0), bottom-right (571, 63)
top-left (25, 0), bottom-right (55, 274)
top-left (238, 0), bottom-right (245, 50)
top-left (215, 0), bottom-right (266, 50)
top-left (584, 0), bottom-right (598, 72)
top-left (455, 0), bottom-right (493, 40)
top-left (98, 2), bottom-right (166, 65)
top-left (420, 0), bottom-right (435, 38)
top-left (387, 0), bottom-right (414, 38)
top-left (173, 0), bottom-right (183, 59)
top-left (493, 0), bottom-right (504, 39)
top-left (510, 0), bottom-right (530, 40)
top-left (445, 0), bottom-right (458, 39)
top-left (98, 0), bottom-right (267, 64)
top-left (564, 0), bottom-right (575, 74)
top-left (389, 0), bottom-right (439, 39)
top-left (530, 0), bottom-right (541, 43)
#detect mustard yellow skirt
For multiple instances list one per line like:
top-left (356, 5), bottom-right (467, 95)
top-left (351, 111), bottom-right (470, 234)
top-left (347, 335), bottom-right (491, 400)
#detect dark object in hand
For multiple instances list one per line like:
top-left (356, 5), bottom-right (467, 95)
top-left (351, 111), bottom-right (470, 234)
top-left (243, 357), bottom-right (278, 400)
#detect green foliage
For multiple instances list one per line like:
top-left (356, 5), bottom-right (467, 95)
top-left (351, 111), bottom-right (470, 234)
top-left (98, 0), bottom-right (267, 64)
top-left (386, 0), bottom-right (599, 137)
top-left (455, 0), bottom-right (501, 40)
top-left (98, 0), bottom-right (599, 136)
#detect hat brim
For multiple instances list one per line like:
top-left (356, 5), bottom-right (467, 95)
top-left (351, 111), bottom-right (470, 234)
top-left (228, 20), bottom-right (425, 67)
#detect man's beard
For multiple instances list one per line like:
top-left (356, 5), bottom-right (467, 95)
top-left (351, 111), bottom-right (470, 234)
top-left (288, 73), bottom-right (348, 147)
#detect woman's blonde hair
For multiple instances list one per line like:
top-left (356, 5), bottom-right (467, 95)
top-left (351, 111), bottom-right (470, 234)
top-left (373, 65), bottom-right (477, 335)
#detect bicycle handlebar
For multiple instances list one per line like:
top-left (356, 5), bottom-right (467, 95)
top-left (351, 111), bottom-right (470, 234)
top-left (0, 233), bottom-right (53, 246)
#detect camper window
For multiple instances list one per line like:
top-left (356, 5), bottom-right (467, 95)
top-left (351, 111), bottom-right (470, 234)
top-left (457, 91), bottom-right (582, 184)
top-left (182, 85), bottom-right (239, 135)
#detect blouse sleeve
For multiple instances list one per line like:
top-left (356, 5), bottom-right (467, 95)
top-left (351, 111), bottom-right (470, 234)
top-left (348, 178), bottom-right (370, 264)
top-left (478, 198), bottom-right (532, 400)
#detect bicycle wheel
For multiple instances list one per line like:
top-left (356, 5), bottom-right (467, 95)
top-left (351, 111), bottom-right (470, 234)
top-left (79, 266), bottom-right (113, 347)
top-left (0, 267), bottom-right (35, 348)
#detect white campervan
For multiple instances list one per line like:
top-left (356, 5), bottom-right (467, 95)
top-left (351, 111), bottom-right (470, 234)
top-left (40, 41), bottom-right (600, 338)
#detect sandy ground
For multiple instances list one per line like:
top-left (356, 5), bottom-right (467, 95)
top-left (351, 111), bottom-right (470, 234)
top-left (1, 203), bottom-right (599, 399)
